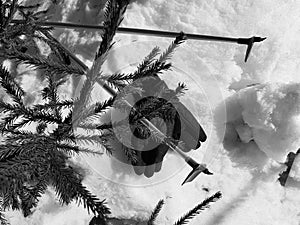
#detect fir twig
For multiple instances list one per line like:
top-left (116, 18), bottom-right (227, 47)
top-left (0, 198), bottom-right (9, 225)
top-left (0, 65), bottom-right (24, 105)
top-left (73, 0), bottom-right (129, 127)
top-left (57, 143), bottom-right (103, 156)
top-left (158, 32), bottom-right (186, 63)
top-left (103, 46), bottom-right (161, 89)
top-left (49, 153), bottom-right (111, 216)
top-left (173, 191), bottom-right (222, 225)
top-left (123, 146), bottom-right (138, 164)
top-left (4, 51), bottom-right (84, 75)
top-left (19, 179), bottom-right (48, 217)
top-left (147, 199), bottom-right (165, 225)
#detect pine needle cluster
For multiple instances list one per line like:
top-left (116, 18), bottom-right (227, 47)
top-left (146, 191), bottom-right (222, 225)
top-left (0, 0), bottom-right (128, 223)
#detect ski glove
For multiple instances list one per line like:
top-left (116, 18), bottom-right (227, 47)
top-left (100, 76), bottom-right (207, 177)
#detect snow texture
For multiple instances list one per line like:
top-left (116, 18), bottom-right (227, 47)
top-left (4, 0), bottom-right (300, 225)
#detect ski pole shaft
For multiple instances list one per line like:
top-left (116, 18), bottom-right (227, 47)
top-left (11, 19), bottom-right (258, 44)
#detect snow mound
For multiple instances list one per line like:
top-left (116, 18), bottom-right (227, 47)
top-left (221, 83), bottom-right (300, 164)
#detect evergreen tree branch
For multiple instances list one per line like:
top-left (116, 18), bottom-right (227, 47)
top-left (102, 32), bottom-right (185, 87)
top-left (0, 144), bottom-right (50, 212)
top-left (0, 197), bottom-right (9, 225)
top-left (131, 61), bottom-right (172, 81)
top-left (147, 199), bottom-right (165, 225)
top-left (3, 51), bottom-right (84, 75)
top-left (57, 143), bottom-right (103, 156)
top-left (33, 99), bottom-right (73, 111)
top-left (0, 64), bottom-right (24, 105)
top-left (0, 101), bottom-right (18, 113)
top-left (19, 179), bottom-right (48, 217)
top-left (173, 191), bottom-right (222, 225)
top-left (35, 30), bottom-right (81, 68)
top-left (94, 97), bottom-right (115, 114)
top-left (100, 61), bottom-right (171, 84)
top-left (73, 97), bottom-right (115, 129)
top-left (158, 32), bottom-right (186, 63)
top-left (138, 46), bottom-right (161, 73)
top-left (49, 151), bottom-right (111, 217)
top-left (103, 47), bottom-right (160, 87)
top-left (73, 0), bottom-right (129, 127)
top-left (123, 146), bottom-right (138, 164)
top-left (2, 0), bottom-right (17, 30)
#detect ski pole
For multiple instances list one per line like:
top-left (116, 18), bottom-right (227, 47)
top-left (11, 20), bottom-right (266, 62)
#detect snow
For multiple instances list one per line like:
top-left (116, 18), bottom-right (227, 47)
top-left (4, 0), bottom-right (300, 224)
top-left (220, 83), bottom-right (300, 163)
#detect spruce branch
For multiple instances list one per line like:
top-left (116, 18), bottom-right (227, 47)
top-left (138, 46), bottom-right (161, 73)
top-left (73, 97), bottom-right (115, 129)
top-left (173, 191), bottom-right (222, 225)
top-left (0, 64), bottom-right (24, 104)
top-left (123, 146), bottom-right (138, 164)
top-left (94, 97), bottom-right (115, 114)
top-left (102, 61), bottom-right (171, 83)
top-left (103, 46), bottom-right (161, 89)
top-left (57, 143), bottom-right (103, 156)
top-left (4, 51), bottom-right (84, 75)
top-left (0, 0), bottom-right (17, 32)
top-left (147, 199), bottom-right (165, 225)
top-left (0, 198), bottom-right (9, 225)
top-left (33, 99), bottom-right (73, 112)
top-left (73, 0), bottom-right (129, 127)
top-left (35, 30), bottom-right (79, 68)
top-left (18, 179), bottom-right (48, 217)
top-left (131, 61), bottom-right (172, 81)
top-left (158, 32), bottom-right (186, 63)
top-left (95, 0), bottom-right (129, 60)
top-left (102, 32), bottom-right (184, 86)
top-left (49, 153), bottom-right (111, 217)
top-left (0, 101), bottom-right (18, 113)
top-left (96, 123), bottom-right (113, 131)
top-left (0, 144), bottom-right (50, 213)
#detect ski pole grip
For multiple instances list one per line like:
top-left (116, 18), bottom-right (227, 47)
top-left (237, 37), bottom-right (252, 45)
top-left (237, 36), bottom-right (266, 45)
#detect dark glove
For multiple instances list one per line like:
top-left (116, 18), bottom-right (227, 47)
top-left (101, 76), bottom-right (207, 177)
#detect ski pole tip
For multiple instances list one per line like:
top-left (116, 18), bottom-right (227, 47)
top-left (181, 164), bottom-right (213, 185)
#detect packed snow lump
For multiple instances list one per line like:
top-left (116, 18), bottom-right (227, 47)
top-left (219, 82), bottom-right (300, 165)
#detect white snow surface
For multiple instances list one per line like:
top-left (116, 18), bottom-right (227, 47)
top-left (5, 0), bottom-right (300, 224)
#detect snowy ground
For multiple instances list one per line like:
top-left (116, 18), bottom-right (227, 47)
top-left (5, 0), bottom-right (300, 224)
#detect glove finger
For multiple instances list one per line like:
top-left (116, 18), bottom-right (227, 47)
top-left (144, 164), bottom-right (156, 178)
top-left (141, 143), bottom-right (169, 165)
top-left (179, 130), bottom-right (201, 151)
top-left (175, 102), bottom-right (207, 149)
top-left (155, 161), bottom-right (163, 172)
top-left (133, 165), bottom-right (146, 175)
